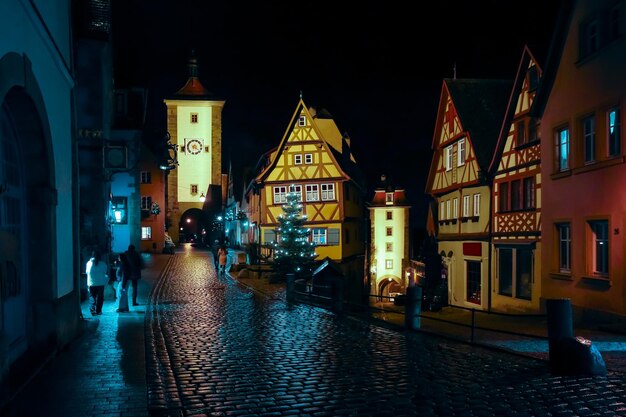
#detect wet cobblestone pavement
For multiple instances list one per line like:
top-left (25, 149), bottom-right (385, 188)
top-left (146, 250), bottom-right (626, 417)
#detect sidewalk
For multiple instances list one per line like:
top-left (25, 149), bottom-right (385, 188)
top-left (2, 252), bottom-right (171, 417)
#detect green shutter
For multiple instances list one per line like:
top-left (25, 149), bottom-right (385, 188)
top-left (327, 228), bottom-right (340, 245)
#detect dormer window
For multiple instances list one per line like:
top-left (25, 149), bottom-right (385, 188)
top-left (385, 192), bottom-right (394, 204)
top-left (298, 115), bottom-right (306, 126)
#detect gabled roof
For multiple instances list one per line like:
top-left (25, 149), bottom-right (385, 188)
top-left (444, 78), bottom-right (513, 171)
top-left (368, 174), bottom-right (410, 207)
top-left (255, 98), bottom-right (364, 188)
top-left (488, 45), bottom-right (543, 173)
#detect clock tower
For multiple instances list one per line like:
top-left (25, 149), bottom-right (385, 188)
top-left (164, 53), bottom-right (225, 244)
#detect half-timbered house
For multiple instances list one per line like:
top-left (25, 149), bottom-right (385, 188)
top-left (489, 46), bottom-right (543, 313)
top-left (426, 78), bottom-right (512, 310)
top-left (253, 99), bottom-right (366, 285)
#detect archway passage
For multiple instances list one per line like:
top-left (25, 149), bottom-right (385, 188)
top-left (178, 208), bottom-right (210, 245)
top-left (378, 277), bottom-right (402, 301)
top-left (1, 86), bottom-right (56, 374)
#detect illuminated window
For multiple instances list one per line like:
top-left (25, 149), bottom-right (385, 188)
top-left (190, 184), bottom-right (198, 195)
top-left (305, 153), bottom-right (313, 164)
top-left (141, 196), bottom-right (152, 210)
top-left (321, 183), bottom-right (335, 201)
top-left (457, 138), bottom-right (466, 166)
top-left (386, 192), bottom-right (393, 204)
top-left (473, 194), bottom-right (480, 217)
top-left (386, 227), bottom-right (392, 237)
top-left (589, 220), bottom-right (609, 275)
top-left (294, 154), bottom-right (302, 165)
top-left (582, 115), bottom-right (595, 163)
top-left (555, 127), bottom-right (570, 171)
top-left (140, 171), bottom-right (151, 184)
top-left (110, 196), bottom-right (127, 224)
top-left (445, 145), bottom-right (453, 171)
top-left (312, 228), bottom-right (326, 244)
top-left (463, 195), bottom-right (470, 217)
top-left (386, 211), bottom-right (392, 220)
top-left (191, 113), bottom-right (198, 123)
top-left (386, 242), bottom-right (393, 252)
top-left (385, 259), bottom-right (393, 269)
top-left (305, 184), bottom-right (319, 201)
top-left (298, 115), bottom-right (306, 126)
top-left (273, 186), bottom-right (287, 204)
top-left (141, 226), bottom-right (152, 240)
top-left (608, 107), bottom-right (621, 157)
top-left (557, 223), bottom-right (571, 273)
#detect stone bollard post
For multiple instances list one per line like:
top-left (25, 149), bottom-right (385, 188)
top-left (546, 298), bottom-right (574, 342)
top-left (286, 273), bottom-right (295, 303)
top-left (404, 286), bottom-right (422, 330)
top-left (331, 277), bottom-right (344, 314)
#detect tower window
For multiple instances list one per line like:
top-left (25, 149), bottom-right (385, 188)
top-left (190, 184), bottom-right (198, 195)
top-left (191, 113), bottom-right (198, 123)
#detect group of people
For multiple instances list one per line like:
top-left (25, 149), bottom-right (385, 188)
top-left (85, 244), bottom-right (143, 316)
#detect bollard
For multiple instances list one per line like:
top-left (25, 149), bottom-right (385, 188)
top-left (286, 273), bottom-right (295, 303)
top-left (404, 286), bottom-right (422, 330)
top-left (546, 298), bottom-right (574, 344)
top-left (331, 277), bottom-right (344, 314)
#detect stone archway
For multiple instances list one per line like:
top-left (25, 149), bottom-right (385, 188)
top-left (0, 53), bottom-right (57, 375)
top-left (378, 276), bottom-right (402, 300)
top-left (179, 208), bottom-right (210, 244)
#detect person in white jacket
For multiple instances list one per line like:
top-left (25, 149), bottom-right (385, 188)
top-left (86, 250), bottom-right (109, 315)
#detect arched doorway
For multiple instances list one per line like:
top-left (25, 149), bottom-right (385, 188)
top-left (0, 85), bottom-right (55, 368)
top-left (179, 208), bottom-right (209, 244)
top-left (378, 276), bottom-right (402, 301)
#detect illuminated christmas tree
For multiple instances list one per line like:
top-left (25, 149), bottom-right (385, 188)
top-left (272, 185), bottom-right (317, 276)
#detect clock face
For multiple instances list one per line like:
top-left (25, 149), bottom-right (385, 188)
top-left (186, 139), bottom-right (202, 155)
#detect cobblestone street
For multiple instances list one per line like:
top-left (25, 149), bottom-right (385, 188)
top-left (147, 249), bottom-right (626, 417)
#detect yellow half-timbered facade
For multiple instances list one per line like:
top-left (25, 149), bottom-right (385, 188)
top-left (254, 99), bottom-right (366, 272)
top-left (426, 78), bottom-right (512, 310)
top-left (489, 47), bottom-right (543, 313)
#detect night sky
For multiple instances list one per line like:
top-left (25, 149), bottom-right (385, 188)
top-left (112, 0), bottom-right (563, 228)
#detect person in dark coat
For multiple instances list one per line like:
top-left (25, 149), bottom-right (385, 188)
top-left (211, 239), bottom-right (220, 271)
top-left (125, 244), bottom-right (144, 306)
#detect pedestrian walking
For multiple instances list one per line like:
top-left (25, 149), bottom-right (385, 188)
top-left (85, 250), bottom-right (108, 316)
top-left (212, 239), bottom-right (220, 270)
top-left (218, 245), bottom-right (228, 274)
top-left (125, 244), bottom-right (144, 306)
top-left (115, 253), bottom-right (131, 312)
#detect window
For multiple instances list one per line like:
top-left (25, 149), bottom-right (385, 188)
top-left (111, 196), bottom-right (127, 224)
top-left (445, 145), bottom-right (453, 171)
top-left (386, 211), bottom-right (392, 220)
top-left (457, 138), bottom-right (466, 166)
top-left (141, 226), bottom-right (152, 240)
top-left (386, 242), bottom-right (393, 252)
top-left (305, 184), bottom-right (319, 201)
top-left (385, 259), bottom-right (393, 269)
top-left (304, 153), bottom-right (313, 164)
top-left (555, 127), bottom-right (570, 171)
top-left (511, 180), bottom-right (521, 210)
top-left (386, 192), bottom-right (394, 204)
top-left (608, 107), bottom-right (621, 157)
top-left (523, 177), bottom-right (535, 209)
top-left (298, 115), bottom-right (306, 126)
top-left (190, 184), bottom-right (198, 195)
top-left (499, 182), bottom-right (509, 212)
top-left (294, 154), bottom-right (302, 165)
top-left (516, 121), bottom-right (526, 146)
top-left (321, 183), bottom-right (335, 201)
top-left (583, 115), bottom-right (596, 163)
top-left (446, 200), bottom-right (451, 220)
top-left (466, 260), bottom-right (481, 305)
top-left (273, 186), bottom-right (287, 204)
top-left (473, 194), bottom-right (480, 217)
top-left (497, 247), bottom-right (532, 300)
top-left (463, 195), bottom-right (470, 217)
top-left (312, 228), bottom-right (327, 245)
top-left (140, 171), bottom-right (152, 184)
top-left (453, 198), bottom-right (458, 219)
top-left (580, 18), bottom-right (599, 58)
top-left (528, 118), bottom-right (538, 142)
top-left (557, 223), bottom-right (571, 273)
top-left (589, 220), bottom-right (609, 275)
top-left (191, 113), bottom-right (198, 123)
top-left (440, 201), bottom-right (445, 221)
top-left (386, 227), bottom-right (392, 237)
top-left (290, 184), bottom-right (302, 201)
top-left (141, 196), bottom-right (152, 210)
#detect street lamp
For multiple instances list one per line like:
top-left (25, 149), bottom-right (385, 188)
top-left (199, 193), bottom-right (206, 202)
